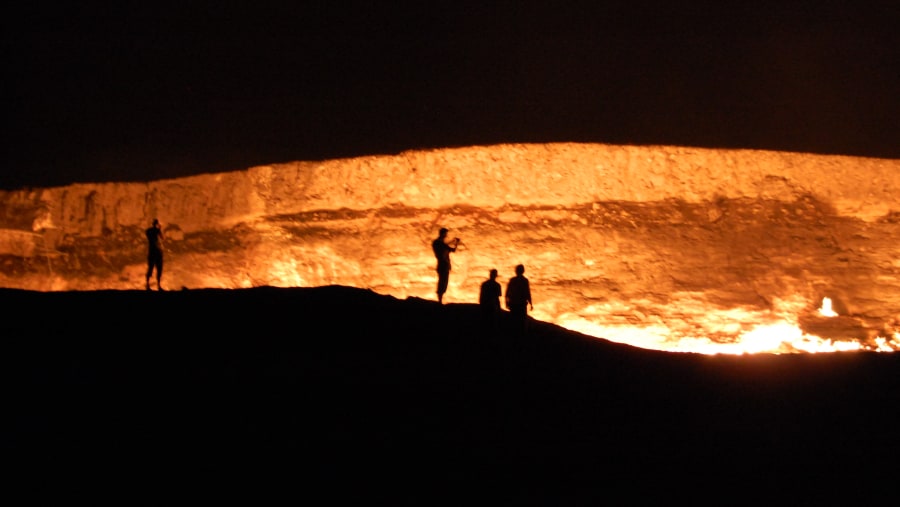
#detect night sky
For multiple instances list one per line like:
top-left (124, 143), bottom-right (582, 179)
top-left (4, 1), bottom-right (898, 190)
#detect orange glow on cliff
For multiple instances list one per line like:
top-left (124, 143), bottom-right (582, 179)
top-left (2, 142), bottom-right (900, 355)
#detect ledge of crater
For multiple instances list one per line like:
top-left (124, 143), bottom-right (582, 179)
top-left (1, 143), bottom-right (898, 244)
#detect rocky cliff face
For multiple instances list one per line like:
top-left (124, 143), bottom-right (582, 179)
top-left (3, 142), bottom-right (899, 353)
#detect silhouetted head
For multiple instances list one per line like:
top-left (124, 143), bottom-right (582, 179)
top-left (439, 227), bottom-right (448, 237)
top-left (152, 218), bottom-right (159, 227)
top-left (515, 264), bottom-right (525, 276)
top-left (489, 268), bottom-right (498, 279)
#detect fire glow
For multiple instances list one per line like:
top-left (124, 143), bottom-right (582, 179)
top-left (266, 242), bottom-right (900, 355)
top-left (554, 296), bottom-right (900, 355)
top-left (3, 142), bottom-right (900, 356)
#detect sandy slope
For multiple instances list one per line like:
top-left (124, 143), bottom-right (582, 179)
top-left (5, 286), bottom-right (900, 503)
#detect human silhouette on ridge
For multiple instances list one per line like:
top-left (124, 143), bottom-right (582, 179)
top-left (145, 218), bottom-right (165, 291)
top-left (479, 268), bottom-right (502, 329)
top-left (505, 264), bottom-right (532, 335)
top-left (432, 227), bottom-right (460, 304)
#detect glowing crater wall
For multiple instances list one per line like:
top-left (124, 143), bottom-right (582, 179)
top-left (2, 142), bottom-right (900, 353)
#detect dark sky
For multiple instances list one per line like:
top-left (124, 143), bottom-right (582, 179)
top-left (4, 1), bottom-right (898, 190)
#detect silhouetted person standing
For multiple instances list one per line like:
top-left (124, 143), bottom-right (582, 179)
top-left (145, 218), bottom-right (164, 291)
top-left (432, 227), bottom-right (460, 304)
top-left (479, 268), bottom-right (502, 328)
top-left (505, 264), bottom-right (533, 335)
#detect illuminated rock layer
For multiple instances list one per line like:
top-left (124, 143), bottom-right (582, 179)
top-left (2, 143), bottom-right (900, 353)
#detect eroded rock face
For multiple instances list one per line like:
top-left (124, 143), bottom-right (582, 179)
top-left (2, 143), bottom-right (900, 352)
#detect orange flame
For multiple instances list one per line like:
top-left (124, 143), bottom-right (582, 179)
top-left (554, 296), bottom-right (899, 355)
top-left (818, 297), bottom-right (838, 317)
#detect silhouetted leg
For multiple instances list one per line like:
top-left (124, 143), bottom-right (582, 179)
top-left (510, 305), bottom-right (528, 349)
top-left (437, 269), bottom-right (449, 304)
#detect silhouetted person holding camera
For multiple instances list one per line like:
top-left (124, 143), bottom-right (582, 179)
top-left (432, 227), bottom-right (460, 304)
top-left (145, 218), bottom-right (165, 291)
top-left (479, 268), bottom-right (502, 328)
top-left (505, 264), bottom-right (532, 335)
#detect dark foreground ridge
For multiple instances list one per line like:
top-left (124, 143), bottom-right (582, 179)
top-left (5, 286), bottom-right (900, 503)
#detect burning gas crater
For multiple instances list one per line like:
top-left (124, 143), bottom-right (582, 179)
top-left (260, 231), bottom-right (900, 356)
top-left (264, 253), bottom-right (900, 355)
top-left (2, 142), bottom-right (900, 355)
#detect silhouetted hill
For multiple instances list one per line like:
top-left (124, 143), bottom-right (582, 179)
top-left (5, 286), bottom-right (900, 503)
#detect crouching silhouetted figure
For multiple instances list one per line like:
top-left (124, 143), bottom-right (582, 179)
top-left (505, 264), bottom-right (532, 337)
